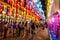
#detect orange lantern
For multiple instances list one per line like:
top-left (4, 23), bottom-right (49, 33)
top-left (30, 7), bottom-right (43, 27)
top-left (21, 0), bottom-right (24, 7)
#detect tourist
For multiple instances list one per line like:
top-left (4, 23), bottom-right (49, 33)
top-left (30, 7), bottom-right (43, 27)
top-left (3, 22), bottom-right (8, 39)
top-left (13, 21), bottom-right (17, 37)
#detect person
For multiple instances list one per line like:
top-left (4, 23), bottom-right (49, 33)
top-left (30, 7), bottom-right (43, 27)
top-left (58, 26), bottom-right (60, 40)
top-left (13, 21), bottom-right (16, 37)
top-left (0, 21), bottom-right (4, 36)
top-left (30, 22), bottom-right (35, 40)
top-left (44, 22), bottom-right (48, 28)
top-left (21, 22), bottom-right (25, 38)
top-left (24, 21), bottom-right (28, 37)
top-left (27, 21), bottom-right (30, 33)
top-left (55, 26), bottom-right (60, 40)
top-left (31, 22), bottom-right (35, 33)
top-left (17, 22), bottom-right (21, 37)
top-left (56, 26), bottom-right (59, 38)
top-left (8, 21), bottom-right (13, 37)
top-left (3, 22), bottom-right (8, 39)
top-left (35, 22), bottom-right (39, 30)
top-left (40, 23), bottom-right (44, 30)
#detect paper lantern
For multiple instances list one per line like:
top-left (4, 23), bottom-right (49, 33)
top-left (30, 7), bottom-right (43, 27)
top-left (26, 5), bottom-right (30, 10)
top-left (0, 4), bottom-right (2, 14)
top-left (0, 8), bottom-right (2, 14)
top-left (8, 0), bottom-right (14, 6)
top-left (12, 9), bottom-right (15, 16)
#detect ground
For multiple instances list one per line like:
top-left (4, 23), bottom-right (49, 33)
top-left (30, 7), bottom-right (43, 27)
top-left (0, 27), bottom-right (52, 40)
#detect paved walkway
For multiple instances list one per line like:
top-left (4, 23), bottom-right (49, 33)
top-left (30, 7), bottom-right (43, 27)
top-left (0, 27), bottom-right (51, 40)
top-left (33, 27), bottom-right (51, 40)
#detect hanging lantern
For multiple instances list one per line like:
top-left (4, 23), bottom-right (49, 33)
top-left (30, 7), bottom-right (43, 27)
top-left (0, 4), bottom-right (2, 14)
top-left (8, 0), bottom-right (14, 6)
top-left (0, 8), bottom-right (2, 14)
top-left (27, 10), bottom-right (30, 14)
top-left (15, 0), bottom-right (18, 4)
top-left (7, 6), bottom-right (10, 16)
top-left (21, 0), bottom-right (24, 7)
top-left (12, 9), bottom-right (15, 16)
top-left (26, 5), bottom-right (30, 10)
top-left (15, 4), bottom-right (18, 9)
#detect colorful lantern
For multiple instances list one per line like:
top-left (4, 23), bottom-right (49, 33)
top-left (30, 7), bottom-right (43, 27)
top-left (8, 0), bottom-right (14, 6)
top-left (48, 12), bottom-right (59, 33)
top-left (0, 4), bottom-right (2, 14)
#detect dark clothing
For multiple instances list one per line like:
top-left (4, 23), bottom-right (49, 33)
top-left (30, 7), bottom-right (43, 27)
top-left (3, 24), bottom-right (8, 38)
top-left (9, 23), bottom-right (12, 28)
top-left (18, 24), bottom-right (21, 36)
top-left (31, 23), bottom-right (35, 30)
top-left (42, 27), bottom-right (44, 30)
top-left (13, 24), bottom-right (16, 28)
top-left (13, 23), bottom-right (16, 36)
top-left (3, 28), bottom-right (8, 38)
top-left (31, 23), bottom-right (35, 34)
top-left (36, 24), bottom-right (38, 28)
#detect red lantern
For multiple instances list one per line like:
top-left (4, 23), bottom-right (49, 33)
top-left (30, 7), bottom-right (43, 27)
top-left (0, 8), bottom-right (2, 14)
top-left (21, 6), bottom-right (24, 11)
top-left (36, 14), bottom-right (40, 19)
top-left (15, 0), bottom-right (18, 4)
top-left (27, 10), bottom-right (30, 14)
top-left (0, 4), bottom-right (2, 14)
top-left (15, 4), bottom-right (19, 9)
top-left (7, 12), bottom-right (10, 16)
top-left (8, 0), bottom-right (13, 6)
top-left (26, 5), bottom-right (30, 10)
top-left (21, 0), bottom-right (24, 7)
top-left (12, 9), bottom-right (14, 16)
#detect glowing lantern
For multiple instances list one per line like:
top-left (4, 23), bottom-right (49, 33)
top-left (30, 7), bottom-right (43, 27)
top-left (12, 9), bottom-right (15, 16)
top-left (27, 10), bottom-right (30, 14)
top-left (27, 1), bottom-right (34, 9)
top-left (7, 12), bottom-right (10, 16)
top-left (0, 8), bottom-right (2, 14)
top-left (16, 9), bottom-right (18, 14)
top-left (26, 5), bottom-right (30, 10)
top-left (15, 3), bottom-right (19, 9)
top-left (21, 6), bottom-right (24, 11)
top-left (15, 0), bottom-right (18, 4)
top-left (48, 12), bottom-right (60, 26)
top-left (21, 0), bottom-right (24, 7)
top-left (8, 0), bottom-right (14, 6)
top-left (0, 4), bottom-right (2, 14)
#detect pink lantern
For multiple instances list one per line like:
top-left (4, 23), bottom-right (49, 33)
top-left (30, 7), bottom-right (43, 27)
top-left (48, 12), bottom-right (60, 35)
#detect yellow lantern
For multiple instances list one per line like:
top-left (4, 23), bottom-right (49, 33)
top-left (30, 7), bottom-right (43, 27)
top-left (45, 0), bottom-right (50, 14)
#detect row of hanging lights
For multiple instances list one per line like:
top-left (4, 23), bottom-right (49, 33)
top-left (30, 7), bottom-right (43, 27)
top-left (0, 0), bottom-right (46, 22)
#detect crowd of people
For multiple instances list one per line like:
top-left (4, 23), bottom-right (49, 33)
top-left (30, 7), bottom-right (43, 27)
top-left (0, 20), bottom-right (48, 40)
